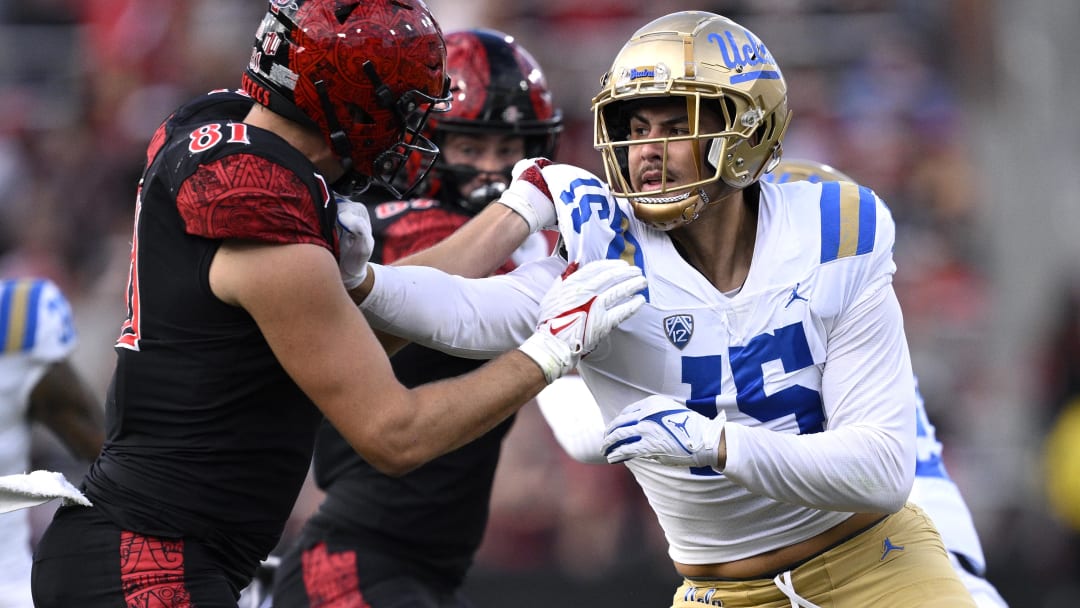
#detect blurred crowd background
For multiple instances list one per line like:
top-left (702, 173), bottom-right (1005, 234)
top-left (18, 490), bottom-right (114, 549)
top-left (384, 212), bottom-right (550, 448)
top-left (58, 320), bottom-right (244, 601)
top-left (3, 1), bottom-right (1079, 606)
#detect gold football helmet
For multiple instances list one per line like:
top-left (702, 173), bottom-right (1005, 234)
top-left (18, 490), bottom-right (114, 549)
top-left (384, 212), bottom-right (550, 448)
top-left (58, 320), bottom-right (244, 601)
top-left (592, 11), bottom-right (791, 230)
top-left (764, 158), bottom-right (854, 184)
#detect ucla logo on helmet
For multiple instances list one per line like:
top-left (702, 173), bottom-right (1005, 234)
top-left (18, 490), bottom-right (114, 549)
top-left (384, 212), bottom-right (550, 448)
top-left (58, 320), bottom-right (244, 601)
top-left (707, 29), bottom-right (775, 68)
top-left (664, 314), bottom-right (694, 350)
top-left (706, 29), bottom-right (781, 84)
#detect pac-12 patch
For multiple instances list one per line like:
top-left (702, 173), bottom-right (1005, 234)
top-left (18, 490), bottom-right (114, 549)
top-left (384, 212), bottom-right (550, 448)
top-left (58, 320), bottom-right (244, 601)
top-left (664, 314), bottom-right (694, 350)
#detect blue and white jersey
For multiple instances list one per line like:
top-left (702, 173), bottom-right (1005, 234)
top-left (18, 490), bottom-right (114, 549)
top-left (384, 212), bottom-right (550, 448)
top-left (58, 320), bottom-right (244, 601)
top-left (910, 380), bottom-right (988, 575)
top-left (552, 170), bottom-right (916, 564)
top-left (0, 277), bottom-right (78, 475)
top-left (0, 277), bottom-right (77, 607)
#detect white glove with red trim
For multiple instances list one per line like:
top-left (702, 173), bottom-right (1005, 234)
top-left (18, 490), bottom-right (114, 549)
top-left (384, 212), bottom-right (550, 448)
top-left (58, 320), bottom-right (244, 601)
top-left (602, 395), bottom-right (726, 469)
top-left (336, 196), bottom-right (374, 290)
top-left (518, 259), bottom-right (647, 383)
top-left (498, 157), bottom-right (557, 233)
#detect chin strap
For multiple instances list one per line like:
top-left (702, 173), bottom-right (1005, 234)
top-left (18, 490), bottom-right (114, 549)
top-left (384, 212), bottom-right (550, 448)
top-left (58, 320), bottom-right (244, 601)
top-left (313, 79), bottom-right (354, 174)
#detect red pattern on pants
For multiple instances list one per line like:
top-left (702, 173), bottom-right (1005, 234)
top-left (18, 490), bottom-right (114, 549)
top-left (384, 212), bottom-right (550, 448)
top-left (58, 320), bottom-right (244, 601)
top-left (301, 542), bottom-right (370, 607)
top-left (120, 531), bottom-right (192, 607)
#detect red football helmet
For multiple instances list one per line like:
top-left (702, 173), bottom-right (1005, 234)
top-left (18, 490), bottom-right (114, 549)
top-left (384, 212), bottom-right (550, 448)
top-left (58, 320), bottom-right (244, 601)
top-left (419, 28), bottom-right (563, 212)
top-left (243, 0), bottom-right (451, 197)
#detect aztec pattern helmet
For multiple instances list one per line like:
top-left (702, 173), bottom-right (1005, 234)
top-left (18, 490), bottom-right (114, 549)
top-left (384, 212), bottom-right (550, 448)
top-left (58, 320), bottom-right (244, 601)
top-left (242, 0), bottom-right (452, 198)
top-left (592, 11), bottom-right (792, 230)
top-left (419, 28), bottom-right (563, 213)
top-left (762, 158), bottom-right (854, 184)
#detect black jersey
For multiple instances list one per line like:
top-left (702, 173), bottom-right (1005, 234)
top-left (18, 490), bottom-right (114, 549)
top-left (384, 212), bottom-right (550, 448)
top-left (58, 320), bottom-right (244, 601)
top-left (82, 90), bottom-right (336, 574)
top-left (308, 194), bottom-right (516, 587)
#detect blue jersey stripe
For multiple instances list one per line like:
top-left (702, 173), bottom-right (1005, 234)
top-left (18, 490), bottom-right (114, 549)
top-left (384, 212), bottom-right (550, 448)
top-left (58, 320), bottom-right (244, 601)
top-left (0, 282), bottom-right (11, 352)
top-left (22, 280), bottom-right (44, 352)
top-left (819, 182), bottom-right (877, 262)
top-left (915, 454), bottom-right (951, 480)
top-left (854, 185), bottom-right (877, 256)
top-left (819, 182), bottom-right (841, 262)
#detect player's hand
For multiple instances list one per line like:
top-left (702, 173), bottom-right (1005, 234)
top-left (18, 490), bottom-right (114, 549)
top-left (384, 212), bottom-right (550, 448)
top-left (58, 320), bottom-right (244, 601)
top-left (602, 396), bottom-right (726, 469)
top-left (499, 157), bottom-right (556, 233)
top-left (336, 195), bottom-right (374, 290)
top-left (518, 259), bottom-right (646, 383)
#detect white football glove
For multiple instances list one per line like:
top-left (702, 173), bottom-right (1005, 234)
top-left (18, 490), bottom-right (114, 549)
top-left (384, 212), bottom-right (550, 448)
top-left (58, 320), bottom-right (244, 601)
top-left (336, 195), bottom-right (374, 290)
top-left (518, 259), bottom-right (646, 383)
top-left (498, 157), bottom-right (557, 233)
top-left (602, 395), bottom-right (726, 469)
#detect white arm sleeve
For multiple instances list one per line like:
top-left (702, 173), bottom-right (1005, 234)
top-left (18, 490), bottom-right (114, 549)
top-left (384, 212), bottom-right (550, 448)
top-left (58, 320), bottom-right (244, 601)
top-left (535, 375), bottom-right (607, 464)
top-left (723, 281), bottom-right (917, 513)
top-left (360, 256), bottom-right (565, 359)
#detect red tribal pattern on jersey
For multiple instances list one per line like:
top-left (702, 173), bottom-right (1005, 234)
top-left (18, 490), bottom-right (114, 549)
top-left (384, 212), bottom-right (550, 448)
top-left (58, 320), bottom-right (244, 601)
top-left (120, 531), bottom-right (191, 608)
top-left (301, 542), bottom-right (370, 607)
top-left (176, 153), bottom-right (329, 249)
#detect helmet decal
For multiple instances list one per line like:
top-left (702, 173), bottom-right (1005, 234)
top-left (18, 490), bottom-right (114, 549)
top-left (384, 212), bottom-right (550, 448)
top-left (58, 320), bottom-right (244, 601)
top-left (706, 29), bottom-right (781, 82)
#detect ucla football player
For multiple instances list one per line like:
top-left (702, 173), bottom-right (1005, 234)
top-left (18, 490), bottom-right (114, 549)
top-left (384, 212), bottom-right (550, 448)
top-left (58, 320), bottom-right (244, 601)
top-left (347, 10), bottom-right (979, 607)
top-left (0, 277), bottom-right (103, 607)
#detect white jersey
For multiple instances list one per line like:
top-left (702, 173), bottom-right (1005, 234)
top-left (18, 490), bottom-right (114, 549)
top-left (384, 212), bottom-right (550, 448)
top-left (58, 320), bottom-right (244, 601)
top-left (362, 167), bottom-right (917, 565)
top-left (0, 278), bottom-right (77, 608)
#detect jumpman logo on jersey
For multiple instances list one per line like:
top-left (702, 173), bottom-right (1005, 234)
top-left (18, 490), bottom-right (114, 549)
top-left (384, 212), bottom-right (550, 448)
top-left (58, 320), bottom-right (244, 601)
top-left (785, 282), bottom-right (809, 308)
top-left (880, 537), bottom-right (905, 561)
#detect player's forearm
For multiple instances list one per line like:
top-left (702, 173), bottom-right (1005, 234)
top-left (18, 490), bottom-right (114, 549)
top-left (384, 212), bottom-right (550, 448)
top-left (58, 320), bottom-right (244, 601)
top-left (723, 422), bottom-right (912, 512)
top-left (536, 376), bottom-right (608, 464)
top-left (362, 350), bottom-right (547, 475)
top-left (360, 259), bottom-right (557, 357)
top-left (395, 203), bottom-right (530, 277)
top-left (343, 203), bottom-right (531, 307)
top-left (29, 361), bottom-right (105, 462)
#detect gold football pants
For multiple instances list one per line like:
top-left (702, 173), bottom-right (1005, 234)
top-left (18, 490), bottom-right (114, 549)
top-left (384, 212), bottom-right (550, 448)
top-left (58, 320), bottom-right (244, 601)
top-left (671, 503), bottom-right (976, 608)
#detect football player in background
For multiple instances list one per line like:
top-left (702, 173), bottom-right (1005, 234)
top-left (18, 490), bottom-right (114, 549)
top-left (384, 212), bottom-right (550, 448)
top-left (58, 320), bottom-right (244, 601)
top-left (270, 28), bottom-right (564, 607)
top-left (29, 2), bottom-right (643, 606)
top-left (348, 11), bottom-right (979, 606)
top-left (0, 277), bottom-right (103, 608)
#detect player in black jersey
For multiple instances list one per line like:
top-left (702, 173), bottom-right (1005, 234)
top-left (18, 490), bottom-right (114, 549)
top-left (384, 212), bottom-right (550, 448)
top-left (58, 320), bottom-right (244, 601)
top-left (270, 29), bottom-right (563, 608)
top-left (29, 4), bottom-right (644, 607)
